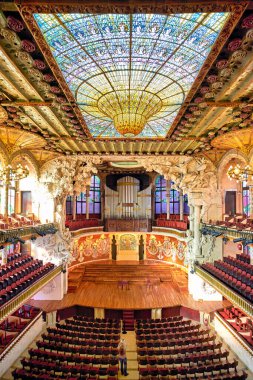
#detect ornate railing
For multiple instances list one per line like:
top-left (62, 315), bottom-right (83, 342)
top-left (195, 265), bottom-right (253, 318)
top-left (0, 311), bottom-right (43, 361)
top-left (0, 265), bottom-right (62, 323)
top-left (0, 223), bottom-right (57, 243)
top-left (201, 222), bottom-right (253, 239)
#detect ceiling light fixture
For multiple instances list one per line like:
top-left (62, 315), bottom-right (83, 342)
top-left (227, 163), bottom-right (253, 183)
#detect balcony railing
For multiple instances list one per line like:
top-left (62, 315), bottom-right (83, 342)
top-left (0, 265), bottom-right (62, 323)
top-left (201, 222), bottom-right (253, 239)
top-left (195, 265), bottom-right (253, 318)
top-left (0, 223), bottom-right (57, 243)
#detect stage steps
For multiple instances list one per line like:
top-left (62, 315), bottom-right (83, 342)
top-left (80, 262), bottom-right (174, 284)
top-left (123, 310), bottom-right (135, 332)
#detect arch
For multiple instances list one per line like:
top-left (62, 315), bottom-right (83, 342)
top-left (0, 141), bottom-right (10, 166)
top-left (10, 149), bottom-right (39, 178)
top-left (217, 149), bottom-right (248, 189)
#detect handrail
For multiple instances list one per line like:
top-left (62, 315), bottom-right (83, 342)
top-left (0, 311), bottom-right (43, 361)
top-left (0, 265), bottom-right (62, 323)
top-left (0, 223), bottom-right (57, 243)
top-left (201, 222), bottom-right (253, 238)
top-left (214, 311), bottom-right (253, 356)
top-left (195, 265), bottom-right (253, 318)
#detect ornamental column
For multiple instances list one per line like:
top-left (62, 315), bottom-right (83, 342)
top-left (15, 180), bottom-right (21, 214)
top-left (101, 183), bottom-right (105, 221)
top-left (166, 181), bottom-right (170, 220)
top-left (189, 204), bottom-right (194, 233)
top-left (72, 194), bottom-right (77, 221)
top-left (179, 191), bottom-right (184, 221)
top-left (4, 184), bottom-right (9, 218)
top-left (151, 183), bottom-right (156, 221)
top-left (86, 186), bottom-right (90, 219)
top-left (249, 185), bottom-right (253, 218)
top-left (193, 204), bottom-right (202, 258)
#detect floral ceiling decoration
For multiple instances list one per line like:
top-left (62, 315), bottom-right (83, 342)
top-left (34, 12), bottom-right (230, 138)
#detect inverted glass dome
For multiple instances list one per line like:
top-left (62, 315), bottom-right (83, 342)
top-left (35, 12), bottom-right (229, 138)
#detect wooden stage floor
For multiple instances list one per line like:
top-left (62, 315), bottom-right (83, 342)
top-left (28, 260), bottom-right (231, 313)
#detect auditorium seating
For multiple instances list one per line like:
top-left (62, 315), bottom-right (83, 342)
top-left (0, 305), bottom-right (40, 353)
top-left (201, 254), bottom-right (253, 302)
top-left (0, 213), bottom-right (40, 230)
top-left (13, 317), bottom-right (120, 380)
top-left (155, 214), bottom-right (188, 230)
top-left (0, 253), bottom-right (55, 306)
top-left (208, 213), bottom-right (253, 231)
top-left (65, 218), bottom-right (101, 231)
top-left (136, 317), bottom-right (248, 380)
top-left (218, 307), bottom-right (253, 349)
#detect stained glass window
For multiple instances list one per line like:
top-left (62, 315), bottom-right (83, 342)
top-left (76, 192), bottom-right (87, 215)
top-left (66, 195), bottom-right (72, 215)
top-left (34, 12), bottom-right (229, 138)
top-left (242, 181), bottom-right (250, 217)
top-left (89, 175), bottom-right (101, 216)
top-left (155, 175), bottom-right (167, 215)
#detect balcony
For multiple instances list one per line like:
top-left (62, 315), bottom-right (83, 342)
top-left (0, 223), bottom-right (57, 244)
top-left (195, 265), bottom-right (253, 318)
top-left (0, 265), bottom-right (62, 323)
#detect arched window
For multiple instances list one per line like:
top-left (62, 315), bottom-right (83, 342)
top-left (242, 181), bottom-right (250, 216)
top-left (89, 175), bottom-right (101, 217)
top-left (155, 175), bottom-right (167, 216)
top-left (155, 176), bottom-right (189, 217)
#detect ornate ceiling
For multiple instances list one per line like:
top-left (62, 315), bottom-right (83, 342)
top-left (0, 1), bottom-right (252, 168)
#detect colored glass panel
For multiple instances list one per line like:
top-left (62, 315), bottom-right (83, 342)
top-left (34, 12), bottom-right (229, 138)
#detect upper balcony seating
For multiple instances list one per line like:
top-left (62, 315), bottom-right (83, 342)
top-left (0, 254), bottom-right (55, 307)
top-left (136, 317), bottom-right (248, 380)
top-left (13, 317), bottom-right (120, 380)
top-left (209, 213), bottom-right (253, 231)
top-left (0, 213), bottom-right (41, 230)
top-left (201, 254), bottom-right (253, 302)
top-left (0, 305), bottom-right (40, 353)
top-left (218, 306), bottom-right (253, 349)
top-left (155, 214), bottom-right (188, 230)
top-left (65, 218), bottom-right (101, 231)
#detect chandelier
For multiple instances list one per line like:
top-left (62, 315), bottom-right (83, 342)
top-left (227, 164), bottom-right (253, 183)
top-left (0, 164), bottom-right (29, 185)
top-left (97, 90), bottom-right (163, 137)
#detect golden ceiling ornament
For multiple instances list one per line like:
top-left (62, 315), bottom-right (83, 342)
top-left (0, 106), bottom-right (8, 124)
top-left (97, 90), bottom-right (163, 137)
top-left (227, 163), bottom-right (253, 183)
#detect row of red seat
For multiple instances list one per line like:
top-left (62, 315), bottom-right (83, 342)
top-left (201, 262), bottom-right (253, 302)
top-left (0, 254), bottom-right (33, 277)
top-left (218, 307), bottom-right (253, 348)
top-left (65, 319), bottom-right (120, 332)
top-left (13, 367), bottom-right (117, 380)
top-left (237, 253), bottom-right (251, 264)
top-left (224, 256), bottom-right (253, 275)
top-left (28, 348), bottom-right (118, 365)
top-left (65, 219), bottom-right (101, 231)
top-left (42, 333), bottom-right (119, 348)
top-left (0, 261), bottom-right (55, 306)
top-left (14, 317), bottom-right (120, 380)
top-left (136, 317), bottom-right (248, 380)
top-left (214, 261), bottom-right (253, 287)
top-left (156, 219), bottom-right (188, 230)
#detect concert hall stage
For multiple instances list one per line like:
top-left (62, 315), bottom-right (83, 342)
top-left (28, 260), bottom-right (230, 315)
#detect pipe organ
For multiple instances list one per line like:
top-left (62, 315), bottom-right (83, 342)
top-left (105, 175), bottom-right (151, 219)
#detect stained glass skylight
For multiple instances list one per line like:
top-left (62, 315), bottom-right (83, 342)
top-left (34, 13), bottom-right (229, 138)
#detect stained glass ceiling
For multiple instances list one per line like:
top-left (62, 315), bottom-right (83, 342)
top-left (34, 12), bottom-right (229, 138)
